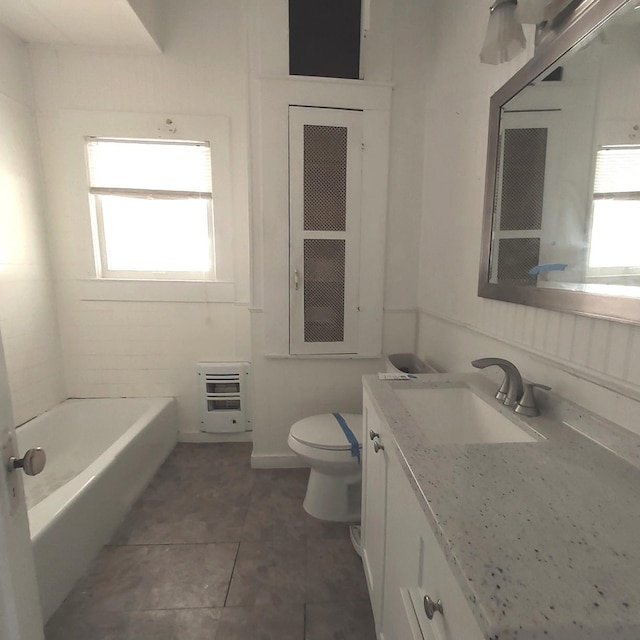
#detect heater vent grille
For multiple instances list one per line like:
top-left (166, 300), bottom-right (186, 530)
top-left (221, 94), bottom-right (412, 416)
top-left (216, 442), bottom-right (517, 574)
top-left (197, 362), bottom-right (251, 433)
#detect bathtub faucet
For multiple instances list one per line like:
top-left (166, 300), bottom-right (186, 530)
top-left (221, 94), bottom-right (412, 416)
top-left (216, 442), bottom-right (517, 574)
top-left (471, 358), bottom-right (523, 408)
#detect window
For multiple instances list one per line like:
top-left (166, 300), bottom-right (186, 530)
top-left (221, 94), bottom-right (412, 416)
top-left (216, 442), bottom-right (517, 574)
top-left (588, 146), bottom-right (640, 281)
top-left (86, 138), bottom-right (215, 280)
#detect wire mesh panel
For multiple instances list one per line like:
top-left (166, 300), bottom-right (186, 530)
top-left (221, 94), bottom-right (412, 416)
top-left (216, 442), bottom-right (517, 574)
top-left (497, 237), bottom-right (540, 285)
top-left (500, 128), bottom-right (547, 231)
top-left (304, 239), bottom-right (346, 342)
top-left (303, 125), bottom-right (348, 231)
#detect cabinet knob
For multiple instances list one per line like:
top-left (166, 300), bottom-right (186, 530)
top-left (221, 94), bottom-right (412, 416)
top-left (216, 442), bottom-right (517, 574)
top-left (369, 429), bottom-right (379, 441)
top-left (423, 594), bottom-right (443, 620)
top-left (373, 440), bottom-right (384, 453)
top-left (9, 448), bottom-right (46, 476)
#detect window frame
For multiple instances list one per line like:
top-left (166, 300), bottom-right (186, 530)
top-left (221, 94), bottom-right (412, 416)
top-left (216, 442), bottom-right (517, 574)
top-left (86, 137), bottom-right (217, 281)
top-left (37, 110), bottom-right (239, 304)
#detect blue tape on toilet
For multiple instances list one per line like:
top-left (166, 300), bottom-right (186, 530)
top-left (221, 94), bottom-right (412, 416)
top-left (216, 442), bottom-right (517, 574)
top-left (332, 412), bottom-right (361, 464)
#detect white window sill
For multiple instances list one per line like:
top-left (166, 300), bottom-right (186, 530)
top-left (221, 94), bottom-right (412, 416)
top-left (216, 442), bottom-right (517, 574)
top-left (78, 279), bottom-right (235, 303)
top-left (264, 353), bottom-right (381, 360)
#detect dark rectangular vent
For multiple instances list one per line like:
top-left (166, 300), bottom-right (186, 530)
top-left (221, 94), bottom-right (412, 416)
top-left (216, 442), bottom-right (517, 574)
top-left (289, 0), bottom-right (362, 79)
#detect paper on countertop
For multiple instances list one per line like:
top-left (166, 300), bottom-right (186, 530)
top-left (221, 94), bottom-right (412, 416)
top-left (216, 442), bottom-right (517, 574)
top-left (378, 372), bottom-right (416, 380)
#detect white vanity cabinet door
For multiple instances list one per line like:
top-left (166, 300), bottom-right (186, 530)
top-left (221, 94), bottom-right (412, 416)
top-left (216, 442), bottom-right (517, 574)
top-left (361, 391), bottom-right (388, 637)
top-left (382, 445), bottom-right (485, 640)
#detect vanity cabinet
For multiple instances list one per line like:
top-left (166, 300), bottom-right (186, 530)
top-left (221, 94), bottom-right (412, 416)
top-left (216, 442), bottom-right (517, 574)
top-left (362, 388), bottom-right (485, 640)
top-left (382, 447), bottom-right (485, 640)
top-left (361, 393), bottom-right (389, 634)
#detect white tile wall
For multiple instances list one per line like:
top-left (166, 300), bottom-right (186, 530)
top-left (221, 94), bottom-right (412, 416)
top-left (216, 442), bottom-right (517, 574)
top-left (27, 0), bottom-right (252, 436)
top-left (55, 293), bottom-right (251, 433)
top-left (0, 28), bottom-right (65, 426)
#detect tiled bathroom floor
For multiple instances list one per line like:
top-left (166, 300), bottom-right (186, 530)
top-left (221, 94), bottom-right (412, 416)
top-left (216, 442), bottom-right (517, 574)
top-left (45, 443), bottom-right (376, 640)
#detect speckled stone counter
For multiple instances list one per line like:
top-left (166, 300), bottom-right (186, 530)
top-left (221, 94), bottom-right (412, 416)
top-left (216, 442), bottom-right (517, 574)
top-left (363, 372), bottom-right (640, 640)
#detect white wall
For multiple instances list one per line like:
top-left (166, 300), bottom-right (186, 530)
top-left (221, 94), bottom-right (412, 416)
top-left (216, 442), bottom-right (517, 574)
top-left (0, 25), bottom-right (65, 426)
top-left (247, 0), bottom-right (433, 462)
top-left (417, 1), bottom-right (640, 436)
top-left (29, 0), bottom-right (252, 436)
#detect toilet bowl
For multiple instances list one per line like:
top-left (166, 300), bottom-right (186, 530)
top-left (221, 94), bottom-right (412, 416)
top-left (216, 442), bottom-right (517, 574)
top-left (288, 413), bottom-right (363, 522)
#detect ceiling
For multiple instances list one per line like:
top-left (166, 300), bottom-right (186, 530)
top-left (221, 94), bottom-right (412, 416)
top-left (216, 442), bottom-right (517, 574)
top-left (0, 0), bottom-right (162, 52)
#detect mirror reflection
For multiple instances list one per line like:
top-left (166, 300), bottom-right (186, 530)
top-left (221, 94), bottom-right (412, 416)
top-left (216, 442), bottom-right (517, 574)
top-left (490, 1), bottom-right (640, 298)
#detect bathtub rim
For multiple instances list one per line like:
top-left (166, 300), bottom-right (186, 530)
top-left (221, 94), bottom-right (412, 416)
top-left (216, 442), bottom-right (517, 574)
top-left (26, 396), bottom-right (175, 542)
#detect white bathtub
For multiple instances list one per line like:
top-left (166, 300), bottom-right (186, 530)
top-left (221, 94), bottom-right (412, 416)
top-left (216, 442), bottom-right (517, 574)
top-left (16, 397), bottom-right (178, 621)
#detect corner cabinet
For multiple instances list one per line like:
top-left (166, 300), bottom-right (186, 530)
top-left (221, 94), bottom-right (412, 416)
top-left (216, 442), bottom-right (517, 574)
top-left (256, 78), bottom-right (391, 357)
top-left (289, 107), bottom-right (363, 355)
top-left (362, 388), bottom-right (485, 640)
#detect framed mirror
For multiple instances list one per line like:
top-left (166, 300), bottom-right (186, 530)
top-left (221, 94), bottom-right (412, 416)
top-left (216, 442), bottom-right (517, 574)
top-left (479, 0), bottom-right (640, 324)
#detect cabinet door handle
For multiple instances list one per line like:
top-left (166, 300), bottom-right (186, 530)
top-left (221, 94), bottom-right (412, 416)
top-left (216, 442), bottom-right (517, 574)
top-left (423, 595), bottom-right (443, 620)
top-left (373, 440), bottom-right (384, 453)
top-left (369, 429), bottom-right (379, 441)
top-left (294, 269), bottom-right (300, 290)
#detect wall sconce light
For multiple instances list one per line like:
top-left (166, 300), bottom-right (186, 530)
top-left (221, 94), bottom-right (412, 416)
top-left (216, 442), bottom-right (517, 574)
top-left (515, 0), bottom-right (550, 23)
top-left (481, 0), bottom-right (588, 64)
top-left (480, 0), bottom-right (527, 65)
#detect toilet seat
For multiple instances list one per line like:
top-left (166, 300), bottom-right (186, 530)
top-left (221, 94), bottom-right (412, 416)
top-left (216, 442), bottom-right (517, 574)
top-left (289, 413), bottom-right (362, 451)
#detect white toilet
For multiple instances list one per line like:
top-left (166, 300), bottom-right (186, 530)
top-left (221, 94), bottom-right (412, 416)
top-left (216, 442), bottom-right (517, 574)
top-left (288, 413), bottom-right (363, 522)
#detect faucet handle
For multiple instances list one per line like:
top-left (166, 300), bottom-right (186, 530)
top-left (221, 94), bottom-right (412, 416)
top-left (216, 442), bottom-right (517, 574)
top-left (515, 383), bottom-right (551, 417)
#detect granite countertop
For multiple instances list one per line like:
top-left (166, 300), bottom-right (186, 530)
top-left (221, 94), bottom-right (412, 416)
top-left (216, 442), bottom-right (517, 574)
top-left (363, 372), bottom-right (640, 640)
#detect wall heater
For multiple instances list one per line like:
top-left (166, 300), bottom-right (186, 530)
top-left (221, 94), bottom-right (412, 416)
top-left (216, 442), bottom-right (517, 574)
top-left (197, 362), bottom-right (251, 433)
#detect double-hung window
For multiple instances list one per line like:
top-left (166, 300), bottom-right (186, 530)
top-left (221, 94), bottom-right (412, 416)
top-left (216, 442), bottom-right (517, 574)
top-left (86, 137), bottom-right (215, 280)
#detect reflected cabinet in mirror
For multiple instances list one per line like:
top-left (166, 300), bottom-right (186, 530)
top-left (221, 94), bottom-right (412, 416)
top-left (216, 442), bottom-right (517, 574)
top-left (479, 0), bottom-right (640, 323)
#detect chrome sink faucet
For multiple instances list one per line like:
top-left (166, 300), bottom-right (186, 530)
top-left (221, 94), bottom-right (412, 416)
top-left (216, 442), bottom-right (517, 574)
top-left (471, 358), bottom-right (523, 407)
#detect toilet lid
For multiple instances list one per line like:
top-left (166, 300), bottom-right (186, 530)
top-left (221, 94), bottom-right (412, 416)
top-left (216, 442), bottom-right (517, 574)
top-left (290, 413), bottom-right (363, 451)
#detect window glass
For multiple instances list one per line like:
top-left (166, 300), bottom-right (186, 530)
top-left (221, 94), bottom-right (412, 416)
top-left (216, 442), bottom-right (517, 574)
top-left (86, 138), bottom-right (215, 279)
top-left (87, 139), bottom-right (212, 192)
top-left (589, 146), bottom-right (640, 271)
top-left (100, 196), bottom-right (211, 272)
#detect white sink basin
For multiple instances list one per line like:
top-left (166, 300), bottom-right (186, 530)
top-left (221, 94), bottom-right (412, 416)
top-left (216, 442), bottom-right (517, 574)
top-left (394, 386), bottom-right (540, 445)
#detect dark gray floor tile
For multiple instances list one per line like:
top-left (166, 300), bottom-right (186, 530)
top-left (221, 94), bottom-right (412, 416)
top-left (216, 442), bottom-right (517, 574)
top-left (70, 543), bottom-right (238, 611)
top-left (126, 608), bottom-right (221, 639)
top-left (241, 492), bottom-right (309, 541)
top-left (250, 468), bottom-right (310, 500)
top-left (47, 443), bottom-right (371, 640)
top-left (304, 514), bottom-right (352, 541)
top-left (46, 608), bottom-right (221, 640)
top-left (215, 604), bottom-right (304, 640)
top-left (45, 608), bottom-right (129, 640)
top-left (225, 540), bottom-right (306, 608)
top-left (306, 538), bottom-right (369, 603)
top-left (145, 457), bottom-right (255, 503)
top-left (164, 443), bottom-right (253, 471)
top-left (112, 499), bottom-right (248, 545)
top-left (305, 601), bottom-right (376, 640)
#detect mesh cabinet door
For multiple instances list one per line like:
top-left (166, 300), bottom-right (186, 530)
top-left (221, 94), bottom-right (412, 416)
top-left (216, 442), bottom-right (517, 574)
top-left (289, 107), bottom-right (363, 354)
top-left (491, 110), bottom-right (563, 286)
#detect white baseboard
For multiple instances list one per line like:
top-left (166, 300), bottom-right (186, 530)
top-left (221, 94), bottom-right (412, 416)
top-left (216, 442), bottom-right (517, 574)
top-left (179, 431), bottom-right (253, 444)
top-left (250, 453), bottom-right (309, 469)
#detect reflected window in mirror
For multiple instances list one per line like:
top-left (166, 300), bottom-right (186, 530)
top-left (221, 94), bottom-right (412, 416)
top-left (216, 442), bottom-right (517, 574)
top-left (588, 146), bottom-right (640, 285)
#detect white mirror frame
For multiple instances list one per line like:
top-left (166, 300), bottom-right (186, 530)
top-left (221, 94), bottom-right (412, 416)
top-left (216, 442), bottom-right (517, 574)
top-left (478, 0), bottom-right (640, 325)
